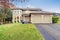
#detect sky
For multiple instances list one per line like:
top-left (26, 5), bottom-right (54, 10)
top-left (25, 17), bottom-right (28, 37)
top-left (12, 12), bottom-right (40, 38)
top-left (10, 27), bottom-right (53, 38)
top-left (13, 0), bottom-right (60, 13)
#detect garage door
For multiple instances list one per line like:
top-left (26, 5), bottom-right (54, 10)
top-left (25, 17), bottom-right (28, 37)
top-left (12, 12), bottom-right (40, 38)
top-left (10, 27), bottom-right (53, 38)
top-left (31, 14), bottom-right (42, 23)
top-left (43, 15), bottom-right (52, 23)
top-left (31, 14), bottom-right (52, 23)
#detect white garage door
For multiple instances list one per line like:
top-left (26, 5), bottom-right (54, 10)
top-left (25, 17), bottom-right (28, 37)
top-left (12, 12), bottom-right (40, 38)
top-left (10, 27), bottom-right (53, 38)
top-left (43, 15), bottom-right (52, 23)
top-left (31, 14), bottom-right (52, 23)
top-left (31, 14), bottom-right (42, 23)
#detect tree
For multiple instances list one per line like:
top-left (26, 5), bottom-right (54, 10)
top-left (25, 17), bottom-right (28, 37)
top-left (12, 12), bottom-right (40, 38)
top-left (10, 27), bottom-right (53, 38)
top-left (1, 8), bottom-right (8, 23)
top-left (6, 9), bottom-right (12, 23)
top-left (0, 9), bottom-right (3, 23)
top-left (0, 0), bottom-right (29, 24)
top-left (0, 0), bottom-right (29, 8)
top-left (0, 8), bottom-right (12, 24)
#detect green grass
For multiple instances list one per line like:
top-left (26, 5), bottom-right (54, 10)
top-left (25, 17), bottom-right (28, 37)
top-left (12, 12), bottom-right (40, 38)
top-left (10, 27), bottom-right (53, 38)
top-left (57, 19), bottom-right (60, 24)
top-left (0, 23), bottom-right (44, 40)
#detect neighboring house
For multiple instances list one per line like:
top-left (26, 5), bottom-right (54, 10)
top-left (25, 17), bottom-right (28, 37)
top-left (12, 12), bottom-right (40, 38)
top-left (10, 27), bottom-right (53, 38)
top-left (12, 8), bottom-right (60, 23)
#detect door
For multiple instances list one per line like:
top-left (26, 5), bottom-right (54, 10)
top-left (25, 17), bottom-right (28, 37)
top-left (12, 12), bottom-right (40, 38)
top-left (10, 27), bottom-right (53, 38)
top-left (43, 15), bottom-right (52, 23)
top-left (31, 14), bottom-right (42, 23)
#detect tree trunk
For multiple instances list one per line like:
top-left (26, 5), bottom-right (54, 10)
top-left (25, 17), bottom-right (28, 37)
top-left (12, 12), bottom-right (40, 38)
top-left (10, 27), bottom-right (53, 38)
top-left (3, 18), bottom-right (5, 24)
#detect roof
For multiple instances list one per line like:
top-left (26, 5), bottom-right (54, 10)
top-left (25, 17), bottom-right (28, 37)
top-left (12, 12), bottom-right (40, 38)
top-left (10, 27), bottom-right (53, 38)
top-left (11, 8), bottom-right (42, 11)
top-left (11, 7), bottom-right (60, 14)
top-left (23, 11), bottom-right (54, 14)
top-left (30, 11), bottom-right (54, 14)
top-left (22, 11), bottom-right (54, 16)
top-left (30, 11), bottom-right (60, 15)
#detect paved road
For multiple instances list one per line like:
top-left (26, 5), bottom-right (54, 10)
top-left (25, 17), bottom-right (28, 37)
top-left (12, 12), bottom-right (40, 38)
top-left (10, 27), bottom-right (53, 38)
top-left (35, 24), bottom-right (60, 40)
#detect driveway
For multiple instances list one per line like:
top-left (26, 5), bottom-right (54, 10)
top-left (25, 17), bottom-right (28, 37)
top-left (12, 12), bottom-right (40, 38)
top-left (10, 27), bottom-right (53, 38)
top-left (35, 24), bottom-right (60, 40)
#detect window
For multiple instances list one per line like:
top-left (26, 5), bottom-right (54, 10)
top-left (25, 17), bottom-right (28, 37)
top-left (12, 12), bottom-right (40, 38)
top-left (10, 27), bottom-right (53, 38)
top-left (17, 11), bottom-right (19, 14)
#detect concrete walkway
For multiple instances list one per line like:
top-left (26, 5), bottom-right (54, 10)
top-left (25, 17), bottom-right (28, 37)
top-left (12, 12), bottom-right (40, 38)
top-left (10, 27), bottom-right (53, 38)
top-left (35, 24), bottom-right (60, 40)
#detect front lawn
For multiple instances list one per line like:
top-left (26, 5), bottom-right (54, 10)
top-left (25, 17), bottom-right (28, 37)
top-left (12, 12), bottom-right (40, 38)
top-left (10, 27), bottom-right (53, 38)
top-left (57, 19), bottom-right (60, 24)
top-left (0, 23), bottom-right (44, 40)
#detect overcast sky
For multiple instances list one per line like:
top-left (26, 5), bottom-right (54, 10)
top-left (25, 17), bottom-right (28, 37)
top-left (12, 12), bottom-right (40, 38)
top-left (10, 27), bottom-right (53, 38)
top-left (13, 0), bottom-right (60, 13)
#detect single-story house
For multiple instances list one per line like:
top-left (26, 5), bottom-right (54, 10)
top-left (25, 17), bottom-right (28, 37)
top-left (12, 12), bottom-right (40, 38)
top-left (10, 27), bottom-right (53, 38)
top-left (12, 8), bottom-right (60, 23)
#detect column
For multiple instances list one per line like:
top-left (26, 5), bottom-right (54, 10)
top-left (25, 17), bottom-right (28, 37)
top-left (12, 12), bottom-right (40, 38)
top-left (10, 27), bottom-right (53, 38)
top-left (19, 16), bottom-right (20, 22)
top-left (16, 16), bottom-right (17, 23)
top-left (12, 14), bottom-right (14, 23)
top-left (12, 17), bottom-right (14, 23)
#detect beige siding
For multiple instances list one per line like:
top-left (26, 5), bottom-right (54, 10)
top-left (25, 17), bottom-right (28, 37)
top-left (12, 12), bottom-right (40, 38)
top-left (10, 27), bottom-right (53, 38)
top-left (23, 17), bottom-right (30, 22)
top-left (31, 14), bottom-right (53, 23)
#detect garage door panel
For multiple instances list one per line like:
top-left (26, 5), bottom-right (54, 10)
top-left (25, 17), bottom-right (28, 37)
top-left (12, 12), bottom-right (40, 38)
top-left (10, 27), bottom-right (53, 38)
top-left (31, 14), bottom-right (42, 23)
top-left (43, 15), bottom-right (52, 23)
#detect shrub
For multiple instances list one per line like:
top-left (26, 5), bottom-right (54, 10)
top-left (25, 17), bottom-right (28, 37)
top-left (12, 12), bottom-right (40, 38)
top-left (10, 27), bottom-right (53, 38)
top-left (52, 16), bottom-right (59, 23)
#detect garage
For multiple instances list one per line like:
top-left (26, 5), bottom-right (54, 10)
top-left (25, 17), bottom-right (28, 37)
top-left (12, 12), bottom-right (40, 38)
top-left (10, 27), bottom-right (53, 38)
top-left (31, 13), bottom-right (53, 23)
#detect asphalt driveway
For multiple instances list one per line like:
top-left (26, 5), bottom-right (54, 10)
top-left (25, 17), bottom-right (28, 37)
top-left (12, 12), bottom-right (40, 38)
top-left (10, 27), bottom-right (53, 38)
top-left (35, 24), bottom-right (60, 40)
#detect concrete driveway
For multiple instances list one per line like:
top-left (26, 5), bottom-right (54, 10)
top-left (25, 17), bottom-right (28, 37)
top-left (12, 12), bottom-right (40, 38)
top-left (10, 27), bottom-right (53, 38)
top-left (35, 24), bottom-right (60, 40)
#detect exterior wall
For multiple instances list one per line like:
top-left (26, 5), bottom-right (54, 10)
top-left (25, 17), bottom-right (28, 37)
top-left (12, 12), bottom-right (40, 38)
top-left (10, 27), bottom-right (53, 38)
top-left (22, 11), bottom-right (30, 15)
top-left (12, 9), bottom-right (22, 23)
top-left (23, 16), bottom-right (30, 22)
top-left (22, 10), bottom-right (31, 23)
top-left (31, 14), bottom-right (53, 23)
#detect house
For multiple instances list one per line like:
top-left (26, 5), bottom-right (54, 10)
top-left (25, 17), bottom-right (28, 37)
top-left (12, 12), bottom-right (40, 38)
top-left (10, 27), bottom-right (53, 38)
top-left (12, 8), bottom-right (59, 23)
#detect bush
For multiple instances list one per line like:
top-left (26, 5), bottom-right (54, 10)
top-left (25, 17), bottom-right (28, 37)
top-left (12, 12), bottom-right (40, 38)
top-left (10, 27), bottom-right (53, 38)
top-left (52, 16), bottom-right (59, 23)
